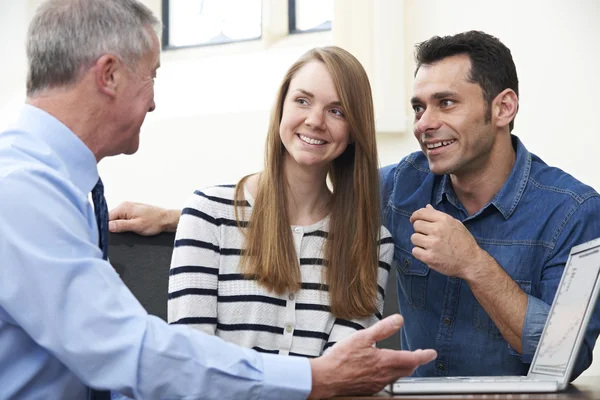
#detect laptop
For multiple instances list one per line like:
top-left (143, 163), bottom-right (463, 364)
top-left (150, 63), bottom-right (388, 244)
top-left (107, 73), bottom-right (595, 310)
top-left (388, 237), bottom-right (600, 394)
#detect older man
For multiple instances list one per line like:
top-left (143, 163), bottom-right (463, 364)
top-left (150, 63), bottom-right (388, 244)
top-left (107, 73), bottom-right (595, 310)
top-left (0, 0), bottom-right (436, 398)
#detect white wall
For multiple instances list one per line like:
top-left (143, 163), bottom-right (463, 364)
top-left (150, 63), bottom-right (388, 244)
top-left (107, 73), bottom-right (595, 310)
top-left (0, 0), bottom-right (27, 123)
top-left (1, 0), bottom-right (599, 378)
top-left (0, 0), bottom-right (46, 126)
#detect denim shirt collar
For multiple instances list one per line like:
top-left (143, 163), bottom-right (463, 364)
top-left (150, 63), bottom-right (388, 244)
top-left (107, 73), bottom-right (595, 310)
top-left (435, 135), bottom-right (532, 220)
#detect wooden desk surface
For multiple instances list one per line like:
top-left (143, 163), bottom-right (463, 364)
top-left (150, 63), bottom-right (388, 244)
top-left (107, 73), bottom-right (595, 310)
top-left (334, 376), bottom-right (599, 399)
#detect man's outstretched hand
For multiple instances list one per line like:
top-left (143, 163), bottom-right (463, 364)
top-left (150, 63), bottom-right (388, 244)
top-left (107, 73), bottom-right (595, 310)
top-left (309, 314), bottom-right (436, 398)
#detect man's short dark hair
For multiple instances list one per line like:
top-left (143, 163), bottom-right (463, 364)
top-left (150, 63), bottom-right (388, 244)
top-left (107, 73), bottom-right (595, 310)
top-left (415, 30), bottom-right (519, 132)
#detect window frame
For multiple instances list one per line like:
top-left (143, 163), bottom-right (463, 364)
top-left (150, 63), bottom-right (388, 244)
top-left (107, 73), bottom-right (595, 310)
top-left (287, 0), bottom-right (332, 35)
top-left (161, 0), bottom-right (263, 51)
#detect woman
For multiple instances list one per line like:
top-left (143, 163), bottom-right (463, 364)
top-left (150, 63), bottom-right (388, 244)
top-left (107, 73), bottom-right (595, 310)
top-left (168, 46), bottom-right (393, 357)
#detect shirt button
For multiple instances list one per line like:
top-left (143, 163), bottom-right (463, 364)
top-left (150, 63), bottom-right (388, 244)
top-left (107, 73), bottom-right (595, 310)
top-left (285, 324), bottom-right (293, 333)
top-left (293, 227), bottom-right (302, 233)
top-left (443, 317), bottom-right (452, 326)
top-left (288, 293), bottom-right (295, 301)
top-left (437, 363), bottom-right (445, 371)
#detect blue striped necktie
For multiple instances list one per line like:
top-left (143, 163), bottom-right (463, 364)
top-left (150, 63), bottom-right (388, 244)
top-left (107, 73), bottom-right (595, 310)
top-left (90, 178), bottom-right (110, 399)
top-left (91, 178), bottom-right (109, 260)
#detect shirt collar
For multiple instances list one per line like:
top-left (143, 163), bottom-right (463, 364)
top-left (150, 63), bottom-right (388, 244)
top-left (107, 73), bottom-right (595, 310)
top-left (435, 175), bottom-right (453, 207)
top-left (16, 104), bottom-right (99, 195)
top-left (435, 135), bottom-right (531, 219)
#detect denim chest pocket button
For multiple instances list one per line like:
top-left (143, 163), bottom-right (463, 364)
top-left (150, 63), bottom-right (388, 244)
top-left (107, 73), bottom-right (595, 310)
top-left (394, 247), bottom-right (430, 310)
top-left (473, 279), bottom-right (532, 339)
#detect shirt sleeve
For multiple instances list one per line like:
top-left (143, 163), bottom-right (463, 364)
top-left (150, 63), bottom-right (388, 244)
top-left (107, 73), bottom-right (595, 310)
top-left (0, 170), bottom-right (311, 399)
top-left (168, 190), bottom-right (220, 335)
top-left (323, 227), bottom-right (393, 353)
top-left (519, 196), bottom-right (600, 380)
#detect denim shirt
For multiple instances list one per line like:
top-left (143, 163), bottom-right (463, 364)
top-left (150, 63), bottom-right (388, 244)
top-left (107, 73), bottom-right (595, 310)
top-left (380, 135), bottom-right (600, 380)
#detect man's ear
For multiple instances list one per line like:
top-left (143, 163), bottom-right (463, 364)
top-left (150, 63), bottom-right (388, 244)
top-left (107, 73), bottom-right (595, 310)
top-left (492, 88), bottom-right (518, 129)
top-left (94, 54), bottom-right (120, 97)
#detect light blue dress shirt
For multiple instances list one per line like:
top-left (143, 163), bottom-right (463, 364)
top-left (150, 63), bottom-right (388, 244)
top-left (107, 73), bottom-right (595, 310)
top-left (0, 105), bottom-right (311, 399)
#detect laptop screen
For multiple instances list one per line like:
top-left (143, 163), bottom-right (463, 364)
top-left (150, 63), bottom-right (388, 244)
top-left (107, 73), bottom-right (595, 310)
top-left (530, 241), bottom-right (600, 377)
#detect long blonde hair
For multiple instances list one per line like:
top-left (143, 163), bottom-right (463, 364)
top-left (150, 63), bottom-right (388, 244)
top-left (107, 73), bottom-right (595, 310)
top-left (234, 46), bottom-right (380, 320)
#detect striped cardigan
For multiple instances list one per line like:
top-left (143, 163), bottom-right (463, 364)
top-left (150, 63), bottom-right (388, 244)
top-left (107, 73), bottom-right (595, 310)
top-left (168, 184), bottom-right (393, 358)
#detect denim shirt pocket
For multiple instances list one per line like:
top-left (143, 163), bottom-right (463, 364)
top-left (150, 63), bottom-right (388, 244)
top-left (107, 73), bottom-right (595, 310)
top-left (473, 279), bottom-right (532, 339)
top-left (394, 246), bottom-right (430, 310)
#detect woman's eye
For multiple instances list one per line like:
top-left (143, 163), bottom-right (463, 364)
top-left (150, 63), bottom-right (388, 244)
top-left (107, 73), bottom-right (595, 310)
top-left (295, 98), bottom-right (309, 106)
top-left (330, 109), bottom-right (345, 118)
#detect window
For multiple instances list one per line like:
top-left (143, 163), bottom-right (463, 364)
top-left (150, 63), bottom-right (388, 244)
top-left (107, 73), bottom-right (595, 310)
top-left (288, 0), bottom-right (333, 34)
top-left (162, 0), bottom-right (262, 49)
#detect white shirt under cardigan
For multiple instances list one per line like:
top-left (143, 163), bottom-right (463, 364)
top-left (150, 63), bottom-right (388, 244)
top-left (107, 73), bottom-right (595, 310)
top-left (168, 184), bottom-right (394, 358)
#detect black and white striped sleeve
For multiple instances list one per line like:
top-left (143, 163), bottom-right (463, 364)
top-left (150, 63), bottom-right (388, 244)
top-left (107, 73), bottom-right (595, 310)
top-left (167, 188), bottom-right (222, 335)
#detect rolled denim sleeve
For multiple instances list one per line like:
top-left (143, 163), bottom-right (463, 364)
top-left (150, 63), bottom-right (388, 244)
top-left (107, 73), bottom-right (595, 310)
top-left (548, 197), bottom-right (600, 380)
top-left (518, 285), bottom-right (600, 382)
top-left (519, 295), bottom-right (551, 363)
top-left (513, 196), bottom-right (600, 379)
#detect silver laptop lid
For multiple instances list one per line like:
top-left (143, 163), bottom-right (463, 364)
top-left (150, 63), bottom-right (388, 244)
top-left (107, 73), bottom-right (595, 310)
top-left (528, 237), bottom-right (600, 387)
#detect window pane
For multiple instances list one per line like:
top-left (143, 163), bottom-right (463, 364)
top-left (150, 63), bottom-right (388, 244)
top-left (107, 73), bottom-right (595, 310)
top-left (292, 0), bottom-right (333, 33)
top-left (167, 0), bottom-right (261, 48)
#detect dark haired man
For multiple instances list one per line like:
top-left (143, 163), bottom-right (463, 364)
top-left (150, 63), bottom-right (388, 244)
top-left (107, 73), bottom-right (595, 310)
top-left (381, 30), bottom-right (600, 379)
top-left (110, 31), bottom-right (600, 380)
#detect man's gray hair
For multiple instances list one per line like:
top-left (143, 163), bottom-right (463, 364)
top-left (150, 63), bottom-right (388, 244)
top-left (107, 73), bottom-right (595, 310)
top-left (26, 0), bottom-right (161, 96)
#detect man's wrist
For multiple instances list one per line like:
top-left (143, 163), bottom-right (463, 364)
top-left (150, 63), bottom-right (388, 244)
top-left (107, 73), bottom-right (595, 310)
top-left (308, 358), bottom-right (335, 399)
top-left (160, 209), bottom-right (180, 232)
top-left (462, 248), bottom-right (495, 284)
